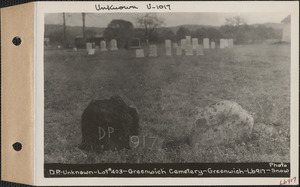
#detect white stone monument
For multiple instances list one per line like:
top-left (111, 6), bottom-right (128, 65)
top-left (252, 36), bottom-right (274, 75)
top-left (149, 45), bottom-right (158, 57)
top-left (192, 38), bottom-right (198, 50)
top-left (86, 43), bottom-right (92, 51)
top-left (110, 39), bottom-right (118, 51)
top-left (165, 40), bottom-right (172, 56)
top-left (224, 39), bottom-right (229, 48)
top-left (88, 48), bottom-right (95, 55)
top-left (100, 41), bottom-right (107, 51)
top-left (196, 45), bottom-right (204, 55)
top-left (186, 36), bottom-right (192, 46)
top-left (176, 46), bottom-right (182, 56)
top-left (220, 39), bottom-right (225, 49)
top-left (228, 39), bottom-right (234, 48)
top-left (136, 49), bottom-right (144, 58)
top-left (203, 38), bottom-right (210, 49)
top-left (186, 44), bottom-right (193, 55)
top-left (181, 39), bottom-right (187, 51)
top-left (210, 42), bottom-right (215, 49)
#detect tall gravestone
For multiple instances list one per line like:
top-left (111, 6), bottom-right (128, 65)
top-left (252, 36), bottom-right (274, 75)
top-left (149, 45), bottom-right (158, 57)
top-left (79, 96), bottom-right (140, 152)
top-left (165, 40), bottom-right (172, 56)
top-left (196, 45), bottom-right (204, 56)
top-left (192, 38), bottom-right (198, 50)
top-left (220, 39), bottom-right (225, 49)
top-left (86, 43), bottom-right (92, 51)
top-left (203, 38), bottom-right (210, 49)
top-left (210, 42), bottom-right (215, 49)
top-left (186, 44), bottom-right (193, 55)
top-left (181, 39), bottom-right (187, 51)
top-left (100, 41), bottom-right (107, 51)
top-left (224, 39), bottom-right (229, 48)
top-left (110, 39), bottom-right (118, 51)
top-left (136, 49), bottom-right (144, 58)
top-left (228, 39), bottom-right (234, 48)
top-left (176, 46), bottom-right (182, 56)
top-left (186, 36), bottom-right (192, 46)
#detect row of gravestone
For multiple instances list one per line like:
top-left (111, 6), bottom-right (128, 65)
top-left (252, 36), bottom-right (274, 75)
top-left (86, 39), bottom-right (118, 55)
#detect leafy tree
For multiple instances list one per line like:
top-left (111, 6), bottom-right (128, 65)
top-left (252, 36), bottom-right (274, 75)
top-left (104, 19), bottom-right (134, 48)
top-left (136, 13), bottom-right (164, 45)
top-left (176, 27), bottom-right (191, 40)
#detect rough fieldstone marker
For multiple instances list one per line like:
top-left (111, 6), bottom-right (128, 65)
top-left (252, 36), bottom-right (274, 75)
top-left (192, 38), bottom-right (198, 50)
top-left (165, 40), bottom-right (172, 56)
top-left (86, 43), bottom-right (92, 51)
top-left (73, 47), bottom-right (78, 52)
top-left (186, 36), bottom-right (191, 46)
top-left (228, 39), bottom-right (234, 48)
top-left (149, 45), bottom-right (158, 57)
top-left (173, 43), bottom-right (178, 49)
top-left (220, 39), bottom-right (225, 49)
top-left (181, 39), bottom-right (187, 51)
top-left (100, 41), bottom-right (107, 51)
top-left (79, 96), bottom-right (140, 152)
top-left (110, 39), bottom-right (118, 51)
top-left (136, 49), bottom-right (144, 58)
top-left (196, 45), bottom-right (204, 55)
top-left (210, 42), bottom-right (215, 49)
top-left (186, 44), bottom-right (193, 55)
top-left (176, 46), bottom-right (182, 56)
top-left (88, 48), bottom-right (95, 55)
top-left (224, 39), bottom-right (229, 48)
top-left (203, 38), bottom-right (210, 49)
top-left (190, 100), bottom-right (254, 148)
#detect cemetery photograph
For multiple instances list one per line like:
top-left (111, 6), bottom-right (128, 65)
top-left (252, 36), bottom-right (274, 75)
top-left (44, 12), bottom-right (291, 164)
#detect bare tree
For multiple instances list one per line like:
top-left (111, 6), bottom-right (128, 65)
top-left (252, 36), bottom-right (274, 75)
top-left (136, 13), bottom-right (164, 45)
top-left (225, 16), bottom-right (247, 26)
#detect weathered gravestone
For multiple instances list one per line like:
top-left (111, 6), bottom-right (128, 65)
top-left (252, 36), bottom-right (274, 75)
top-left (186, 44), bottom-right (193, 55)
top-left (186, 36), bottom-right (191, 46)
top-left (110, 39), bottom-right (118, 51)
top-left (210, 42), bottom-right (215, 49)
top-left (79, 96), bottom-right (140, 152)
top-left (136, 49), bottom-right (144, 58)
top-left (73, 47), bottom-right (78, 52)
top-left (203, 38), bottom-right (210, 49)
top-left (165, 40), bottom-right (172, 56)
top-left (95, 46), bottom-right (99, 50)
top-left (228, 39), bottom-right (234, 48)
top-left (88, 48), bottom-right (95, 55)
top-left (181, 39), bottom-right (187, 51)
top-left (173, 43), bottom-right (178, 49)
top-left (224, 39), bottom-right (229, 48)
top-left (100, 41), bottom-right (107, 51)
top-left (220, 39), bottom-right (225, 49)
top-left (149, 44), bottom-right (158, 57)
top-left (86, 43), bottom-right (92, 51)
top-left (176, 46), bottom-right (182, 56)
top-left (196, 45), bottom-right (204, 55)
top-left (190, 100), bottom-right (254, 147)
top-left (192, 38), bottom-right (198, 50)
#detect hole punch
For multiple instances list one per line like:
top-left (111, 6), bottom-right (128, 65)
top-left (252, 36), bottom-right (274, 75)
top-left (12, 142), bottom-right (22, 151)
top-left (12, 36), bottom-right (22, 46)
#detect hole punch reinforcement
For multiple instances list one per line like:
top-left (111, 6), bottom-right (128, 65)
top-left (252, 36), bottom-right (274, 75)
top-left (12, 142), bottom-right (22, 151)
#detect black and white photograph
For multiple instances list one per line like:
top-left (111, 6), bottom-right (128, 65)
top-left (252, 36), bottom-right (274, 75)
top-left (43, 11), bottom-right (292, 176)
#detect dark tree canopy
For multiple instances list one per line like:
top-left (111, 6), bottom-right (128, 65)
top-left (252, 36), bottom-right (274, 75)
top-left (104, 19), bottom-right (134, 48)
top-left (176, 27), bottom-right (191, 40)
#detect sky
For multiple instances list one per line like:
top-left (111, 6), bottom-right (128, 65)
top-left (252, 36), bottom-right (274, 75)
top-left (45, 12), bottom-right (289, 28)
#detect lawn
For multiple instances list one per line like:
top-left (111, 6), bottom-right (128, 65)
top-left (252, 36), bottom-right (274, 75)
top-left (44, 43), bottom-right (290, 163)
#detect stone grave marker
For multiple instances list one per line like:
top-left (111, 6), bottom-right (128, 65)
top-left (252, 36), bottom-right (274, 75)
top-left (110, 39), bottom-right (118, 51)
top-left (136, 49), bottom-right (144, 58)
top-left (224, 39), bottom-right (229, 48)
top-left (176, 46), bottom-right (182, 56)
top-left (181, 39), bottom-right (187, 51)
top-left (100, 41), bottom-right (107, 51)
top-left (149, 44), bottom-right (158, 57)
top-left (196, 45), bottom-right (204, 55)
top-left (79, 96), bottom-right (140, 152)
top-left (186, 36), bottom-right (192, 46)
top-left (228, 39), bottom-right (234, 48)
top-left (73, 47), bottom-right (78, 52)
top-left (186, 44), bottom-right (193, 55)
top-left (173, 43), bottom-right (178, 49)
top-left (165, 40), bottom-right (172, 56)
top-left (88, 48), bottom-right (95, 55)
top-left (95, 46), bottom-right (99, 50)
top-left (192, 38), bottom-right (198, 50)
top-left (220, 39), bottom-right (225, 49)
top-left (210, 42), bottom-right (215, 49)
top-left (190, 100), bottom-right (254, 148)
top-left (203, 38), bottom-right (210, 49)
top-left (86, 42), bottom-right (92, 51)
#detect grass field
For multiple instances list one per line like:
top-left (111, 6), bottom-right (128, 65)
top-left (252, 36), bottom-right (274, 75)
top-left (44, 43), bottom-right (290, 163)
